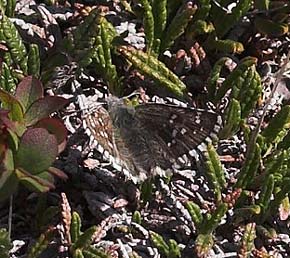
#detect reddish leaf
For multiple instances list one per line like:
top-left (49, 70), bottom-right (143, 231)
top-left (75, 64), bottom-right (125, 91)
top-left (35, 118), bottom-right (67, 145)
top-left (0, 88), bottom-right (24, 121)
top-left (15, 128), bottom-right (58, 174)
top-left (24, 96), bottom-right (68, 126)
top-left (0, 110), bottom-right (26, 137)
top-left (47, 167), bottom-right (68, 180)
top-left (0, 143), bottom-right (6, 165)
top-left (15, 76), bottom-right (44, 112)
top-left (0, 110), bottom-right (16, 131)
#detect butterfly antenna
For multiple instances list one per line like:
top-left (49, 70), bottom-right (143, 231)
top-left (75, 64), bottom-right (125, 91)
top-left (126, 90), bottom-right (141, 99)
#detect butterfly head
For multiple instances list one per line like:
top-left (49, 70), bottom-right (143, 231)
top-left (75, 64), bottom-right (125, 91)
top-left (107, 95), bottom-right (135, 127)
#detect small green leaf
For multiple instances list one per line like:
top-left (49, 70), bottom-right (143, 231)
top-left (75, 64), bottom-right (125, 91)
top-left (262, 105), bottom-right (290, 144)
top-left (132, 210), bottom-right (142, 225)
top-left (71, 211), bottom-right (82, 244)
top-left (195, 234), bottom-right (214, 257)
top-left (0, 228), bottom-right (12, 258)
top-left (0, 169), bottom-right (18, 201)
top-left (0, 88), bottom-right (24, 121)
top-left (73, 226), bottom-right (97, 250)
top-left (150, 231), bottom-right (169, 256)
top-left (16, 169), bottom-right (55, 192)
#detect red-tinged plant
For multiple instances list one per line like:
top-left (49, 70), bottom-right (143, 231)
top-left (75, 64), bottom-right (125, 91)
top-left (0, 76), bottom-right (68, 201)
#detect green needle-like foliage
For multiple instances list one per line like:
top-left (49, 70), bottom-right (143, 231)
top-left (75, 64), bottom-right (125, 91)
top-left (139, 0), bottom-right (154, 52)
top-left (204, 144), bottom-right (226, 201)
top-left (200, 203), bottom-right (228, 235)
top-left (207, 57), bottom-right (231, 99)
top-left (257, 174), bottom-right (275, 214)
top-left (236, 143), bottom-right (261, 189)
top-left (160, 3), bottom-right (196, 53)
top-left (212, 0), bottom-right (252, 37)
top-left (71, 211), bottom-right (82, 244)
top-left (194, 0), bottom-right (211, 20)
top-left (66, 10), bottom-right (121, 95)
top-left (132, 210), bottom-right (142, 225)
top-left (206, 38), bottom-right (244, 54)
top-left (118, 46), bottom-right (186, 97)
top-left (139, 1), bottom-right (196, 55)
top-left (262, 105), bottom-right (290, 145)
top-left (238, 223), bottom-right (256, 258)
top-left (195, 234), bottom-right (214, 258)
top-left (185, 201), bottom-right (203, 228)
top-left (27, 228), bottom-right (55, 258)
top-left (0, 228), bottom-right (11, 258)
top-left (150, 231), bottom-right (181, 258)
top-left (264, 150), bottom-right (287, 180)
top-left (210, 57), bottom-right (262, 139)
top-left (277, 130), bottom-right (290, 150)
top-left (0, 11), bottom-right (28, 74)
top-left (0, 62), bottom-right (16, 92)
top-left (98, 21), bottom-right (122, 95)
top-left (219, 98), bottom-right (241, 139)
top-left (0, 0), bottom-right (15, 17)
top-left (72, 226), bottom-right (97, 251)
top-left (28, 44), bottom-right (40, 77)
top-left (152, 0), bottom-right (167, 52)
top-left (215, 57), bottom-right (260, 103)
top-left (150, 231), bottom-right (170, 255)
top-left (265, 178), bottom-right (290, 221)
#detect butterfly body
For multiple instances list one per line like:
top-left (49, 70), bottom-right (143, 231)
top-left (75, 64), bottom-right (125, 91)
top-left (84, 96), bottom-right (222, 182)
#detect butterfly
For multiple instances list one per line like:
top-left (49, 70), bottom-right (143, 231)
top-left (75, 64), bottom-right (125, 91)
top-left (84, 96), bottom-right (222, 183)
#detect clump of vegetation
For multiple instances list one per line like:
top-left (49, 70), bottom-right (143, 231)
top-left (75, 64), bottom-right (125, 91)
top-left (0, 1), bottom-right (290, 257)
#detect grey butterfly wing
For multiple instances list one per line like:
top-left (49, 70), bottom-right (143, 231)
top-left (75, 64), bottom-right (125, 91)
top-left (135, 103), bottom-right (222, 162)
top-left (110, 107), bottom-right (175, 180)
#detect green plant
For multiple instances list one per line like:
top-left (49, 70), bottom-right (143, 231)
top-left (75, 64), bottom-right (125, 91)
top-left (118, 45), bottom-right (186, 97)
top-left (0, 228), bottom-right (11, 258)
top-left (210, 57), bottom-right (262, 138)
top-left (62, 9), bottom-right (121, 96)
top-left (26, 227), bottom-right (56, 258)
top-left (0, 9), bottom-right (28, 79)
top-left (0, 76), bottom-right (68, 201)
top-left (140, 0), bottom-right (196, 55)
top-left (150, 231), bottom-right (181, 258)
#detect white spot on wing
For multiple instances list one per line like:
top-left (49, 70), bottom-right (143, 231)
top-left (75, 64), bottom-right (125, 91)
top-left (181, 128), bottom-right (187, 135)
top-left (197, 142), bottom-right (207, 152)
top-left (189, 149), bottom-right (198, 157)
top-left (172, 129), bottom-right (178, 138)
top-left (178, 156), bottom-right (185, 164)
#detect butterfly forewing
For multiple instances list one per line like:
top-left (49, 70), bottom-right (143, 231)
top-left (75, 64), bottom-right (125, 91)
top-left (135, 103), bottom-right (221, 155)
